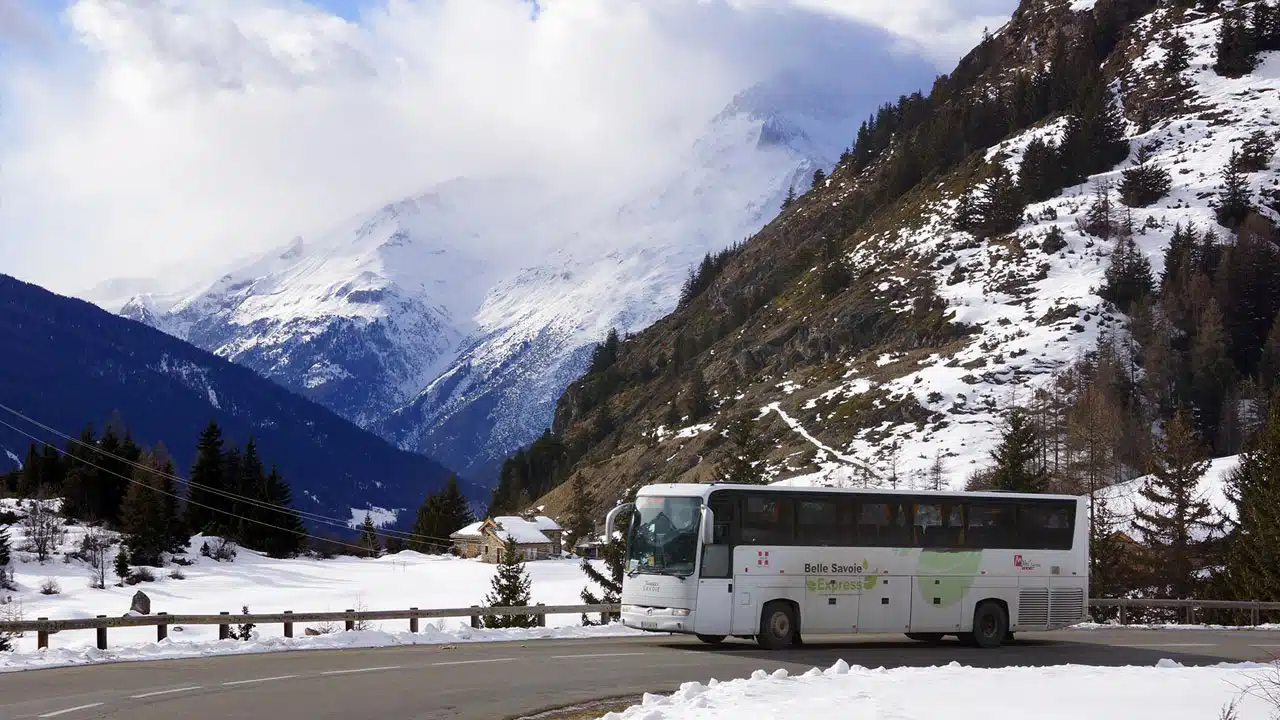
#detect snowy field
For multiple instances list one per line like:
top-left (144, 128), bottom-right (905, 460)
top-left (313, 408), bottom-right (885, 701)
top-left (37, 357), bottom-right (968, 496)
top-left (602, 660), bottom-right (1280, 720)
top-left (0, 522), bottom-right (640, 671)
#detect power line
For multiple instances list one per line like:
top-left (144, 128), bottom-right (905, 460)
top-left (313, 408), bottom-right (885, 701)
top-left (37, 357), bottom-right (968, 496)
top-left (0, 401), bottom-right (465, 546)
top-left (0, 416), bottom-right (380, 557)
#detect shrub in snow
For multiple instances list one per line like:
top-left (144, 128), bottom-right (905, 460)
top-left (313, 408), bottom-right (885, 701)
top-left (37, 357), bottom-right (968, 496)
top-left (230, 606), bottom-right (255, 641)
top-left (169, 567), bottom-right (185, 580)
top-left (200, 538), bottom-right (237, 562)
top-left (126, 567), bottom-right (156, 585)
top-left (20, 500), bottom-right (66, 563)
top-left (39, 578), bottom-right (60, 595)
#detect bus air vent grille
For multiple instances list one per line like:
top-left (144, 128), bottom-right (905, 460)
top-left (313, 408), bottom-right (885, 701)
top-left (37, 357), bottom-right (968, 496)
top-left (1050, 588), bottom-right (1085, 626)
top-left (1017, 588), bottom-right (1049, 626)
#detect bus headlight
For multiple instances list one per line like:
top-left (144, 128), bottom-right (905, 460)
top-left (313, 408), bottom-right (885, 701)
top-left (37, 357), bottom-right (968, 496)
top-left (621, 605), bottom-right (640, 614)
top-left (671, 608), bottom-right (690, 617)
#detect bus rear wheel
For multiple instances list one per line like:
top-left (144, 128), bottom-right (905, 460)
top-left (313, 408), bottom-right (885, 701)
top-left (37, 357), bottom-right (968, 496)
top-left (962, 601), bottom-right (1008, 649)
top-left (696, 634), bottom-right (726, 645)
top-left (757, 601), bottom-right (797, 650)
top-left (905, 633), bottom-right (945, 643)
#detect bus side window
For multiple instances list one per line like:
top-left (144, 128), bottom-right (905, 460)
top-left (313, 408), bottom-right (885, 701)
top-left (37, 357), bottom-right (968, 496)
top-left (796, 497), bottom-right (843, 546)
top-left (858, 502), bottom-right (889, 546)
top-left (966, 503), bottom-right (1016, 548)
top-left (708, 493), bottom-right (736, 546)
top-left (742, 494), bottom-right (795, 546)
top-left (1017, 501), bottom-right (1075, 550)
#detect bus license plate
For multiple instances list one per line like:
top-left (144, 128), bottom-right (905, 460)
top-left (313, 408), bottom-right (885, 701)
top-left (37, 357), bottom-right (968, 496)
top-left (641, 620), bottom-right (658, 629)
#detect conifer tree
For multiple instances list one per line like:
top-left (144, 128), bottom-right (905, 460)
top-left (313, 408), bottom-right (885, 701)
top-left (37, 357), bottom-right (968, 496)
top-left (685, 372), bottom-right (712, 423)
top-left (1084, 181), bottom-right (1118, 239)
top-left (1224, 400), bottom-right (1280, 601)
top-left (185, 421), bottom-right (226, 535)
top-left (716, 414), bottom-right (768, 484)
top-left (1239, 129), bottom-right (1276, 172)
top-left (1134, 410), bottom-right (1218, 598)
top-left (978, 164), bottom-right (1025, 237)
top-left (261, 465), bottom-right (305, 558)
top-left (0, 525), bottom-right (9, 568)
top-left (483, 538), bottom-right (534, 628)
top-left (1018, 137), bottom-right (1062, 202)
top-left (1260, 314), bottom-right (1280, 395)
top-left (114, 546), bottom-right (130, 587)
top-left (1164, 32), bottom-right (1192, 76)
top-left (988, 407), bottom-right (1049, 492)
top-left (1100, 234), bottom-right (1155, 313)
top-left (121, 448), bottom-right (175, 567)
top-left (1120, 143), bottom-right (1172, 208)
top-left (1192, 299), bottom-right (1235, 441)
top-left (359, 513), bottom-right (382, 559)
top-left (782, 184), bottom-right (796, 209)
top-left (1214, 10), bottom-right (1259, 78)
top-left (580, 536), bottom-right (624, 625)
top-left (234, 438), bottom-right (267, 547)
top-left (1215, 149), bottom-right (1253, 228)
top-left (812, 168), bottom-right (826, 189)
top-left (564, 472), bottom-right (596, 551)
top-left (1089, 489), bottom-right (1130, 599)
top-left (1061, 70), bottom-right (1130, 181)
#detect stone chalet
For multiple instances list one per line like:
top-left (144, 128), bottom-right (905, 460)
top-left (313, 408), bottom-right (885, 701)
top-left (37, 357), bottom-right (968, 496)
top-left (450, 515), bottom-right (564, 563)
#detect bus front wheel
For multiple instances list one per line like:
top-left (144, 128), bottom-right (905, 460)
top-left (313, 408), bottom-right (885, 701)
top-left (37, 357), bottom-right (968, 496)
top-left (696, 634), bottom-right (726, 644)
top-left (757, 601), bottom-right (797, 650)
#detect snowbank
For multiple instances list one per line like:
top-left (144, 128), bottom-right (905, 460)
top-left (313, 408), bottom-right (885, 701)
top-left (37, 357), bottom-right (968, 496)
top-left (602, 660), bottom-right (1280, 720)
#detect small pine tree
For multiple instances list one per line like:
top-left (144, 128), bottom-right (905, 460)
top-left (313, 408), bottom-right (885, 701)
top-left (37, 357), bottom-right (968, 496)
top-left (979, 164), bottom-right (1026, 238)
top-left (0, 525), bottom-right (10, 568)
top-left (988, 407), bottom-right (1048, 493)
top-left (812, 168), bottom-right (827, 189)
top-left (565, 472), bottom-right (596, 551)
top-left (1083, 181), bottom-right (1118, 239)
top-left (1133, 410), bottom-right (1219, 598)
top-left (685, 372), bottom-right (712, 423)
top-left (580, 536), bottom-right (625, 625)
top-left (359, 514), bottom-right (382, 559)
top-left (1239, 130), bottom-right (1276, 172)
top-left (1215, 149), bottom-right (1253, 228)
top-left (716, 414), bottom-right (768, 484)
top-left (1164, 32), bottom-right (1192, 76)
top-left (1018, 137), bottom-right (1063, 203)
top-left (1224, 400), bottom-right (1280, 601)
top-left (1100, 234), bottom-right (1155, 313)
top-left (1120, 143), bottom-right (1173, 208)
top-left (1214, 11), bottom-right (1259, 78)
top-left (483, 538), bottom-right (534, 629)
top-left (1089, 489), bottom-right (1130, 599)
top-left (114, 547), bottom-right (130, 587)
top-left (782, 184), bottom-right (796, 209)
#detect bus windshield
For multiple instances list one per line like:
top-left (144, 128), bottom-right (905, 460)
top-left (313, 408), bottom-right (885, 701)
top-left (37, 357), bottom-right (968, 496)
top-left (626, 496), bottom-right (701, 578)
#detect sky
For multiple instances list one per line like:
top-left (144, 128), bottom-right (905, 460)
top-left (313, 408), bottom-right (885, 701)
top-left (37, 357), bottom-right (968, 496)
top-left (0, 0), bottom-right (1016, 297)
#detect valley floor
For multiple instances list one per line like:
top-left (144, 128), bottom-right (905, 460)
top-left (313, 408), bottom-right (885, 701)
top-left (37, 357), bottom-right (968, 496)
top-left (1, 530), bottom-right (639, 671)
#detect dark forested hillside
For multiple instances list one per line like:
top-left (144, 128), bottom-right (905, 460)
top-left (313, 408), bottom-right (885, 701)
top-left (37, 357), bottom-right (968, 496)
top-left (0, 274), bottom-right (478, 527)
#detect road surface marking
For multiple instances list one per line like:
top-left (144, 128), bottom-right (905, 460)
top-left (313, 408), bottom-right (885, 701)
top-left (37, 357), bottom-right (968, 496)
top-left (222, 675), bottom-right (298, 686)
top-left (430, 658), bottom-right (514, 667)
top-left (1250, 644), bottom-right (1280, 648)
top-left (1130, 643), bottom-right (1216, 648)
top-left (130, 686), bottom-right (203, 699)
top-left (38, 703), bottom-right (104, 718)
top-left (549, 652), bottom-right (651, 659)
top-left (320, 666), bottom-right (402, 676)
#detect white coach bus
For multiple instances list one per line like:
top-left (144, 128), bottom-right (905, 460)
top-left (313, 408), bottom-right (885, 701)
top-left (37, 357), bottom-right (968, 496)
top-left (607, 483), bottom-right (1088, 650)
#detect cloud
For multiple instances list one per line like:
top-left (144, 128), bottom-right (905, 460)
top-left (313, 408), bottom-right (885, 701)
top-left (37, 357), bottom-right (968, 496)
top-left (0, 0), bottom-right (1008, 296)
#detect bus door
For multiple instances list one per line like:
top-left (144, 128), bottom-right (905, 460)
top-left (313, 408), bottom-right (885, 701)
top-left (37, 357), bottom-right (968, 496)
top-left (694, 493), bottom-right (736, 636)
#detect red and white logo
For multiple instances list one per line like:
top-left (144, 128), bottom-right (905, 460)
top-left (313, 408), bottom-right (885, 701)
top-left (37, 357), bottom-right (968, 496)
top-left (1014, 554), bottom-right (1023, 567)
top-left (757, 551), bottom-right (770, 567)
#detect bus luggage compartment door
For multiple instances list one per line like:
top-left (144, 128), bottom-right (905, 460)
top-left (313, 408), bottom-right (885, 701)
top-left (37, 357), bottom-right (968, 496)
top-left (694, 578), bottom-right (733, 636)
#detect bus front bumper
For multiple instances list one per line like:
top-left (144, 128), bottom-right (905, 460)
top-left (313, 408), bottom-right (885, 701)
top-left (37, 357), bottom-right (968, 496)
top-left (620, 605), bottom-right (695, 633)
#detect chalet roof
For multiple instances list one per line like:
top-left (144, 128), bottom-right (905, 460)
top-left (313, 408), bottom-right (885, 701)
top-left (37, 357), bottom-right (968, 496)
top-left (449, 516), bottom-right (551, 544)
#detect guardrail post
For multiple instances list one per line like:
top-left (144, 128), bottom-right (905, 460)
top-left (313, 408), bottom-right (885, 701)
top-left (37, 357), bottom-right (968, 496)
top-left (284, 611), bottom-right (294, 638)
top-left (1119, 601), bottom-right (1127, 626)
top-left (157, 612), bottom-right (168, 642)
top-left (600, 610), bottom-right (609, 625)
top-left (1252, 601), bottom-right (1261, 627)
top-left (536, 603), bottom-right (545, 628)
top-left (410, 608), bottom-right (419, 633)
top-left (470, 605), bottom-right (480, 629)
top-left (219, 611), bottom-right (230, 640)
top-left (96, 616), bottom-right (107, 650)
top-left (1185, 604), bottom-right (1195, 625)
top-left (345, 610), bottom-right (355, 632)
top-left (37, 618), bottom-right (48, 650)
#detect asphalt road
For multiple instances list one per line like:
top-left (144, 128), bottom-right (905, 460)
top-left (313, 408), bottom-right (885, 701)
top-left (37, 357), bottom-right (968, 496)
top-left (3, 629), bottom-right (1280, 720)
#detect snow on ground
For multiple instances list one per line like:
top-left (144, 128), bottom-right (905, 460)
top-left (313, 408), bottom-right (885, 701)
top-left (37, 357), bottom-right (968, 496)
top-left (0, 521), bottom-right (638, 668)
top-left (347, 506), bottom-right (399, 529)
top-left (1072, 622), bottom-right (1280, 631)
top-left (602, 660), bottom-right (1279, 720)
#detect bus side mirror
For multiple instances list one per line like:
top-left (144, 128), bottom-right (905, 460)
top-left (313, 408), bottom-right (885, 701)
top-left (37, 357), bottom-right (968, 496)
top-left (605, 502), bottom-right (633, 542)
top-left (701, 506), bottom-right (715, 545)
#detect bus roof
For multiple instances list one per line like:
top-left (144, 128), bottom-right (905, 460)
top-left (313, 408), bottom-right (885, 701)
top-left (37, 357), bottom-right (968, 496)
top-left (634, 482), bottom-right (1084, 502)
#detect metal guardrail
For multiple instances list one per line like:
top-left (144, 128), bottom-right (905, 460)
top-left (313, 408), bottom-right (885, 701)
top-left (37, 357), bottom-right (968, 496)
top-left (1088, 598), bottom-right (1280, 626)
top-left (0, 603), bottom-right (620, 651)
top-left (4, 598), bottom-right (1278, 652)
